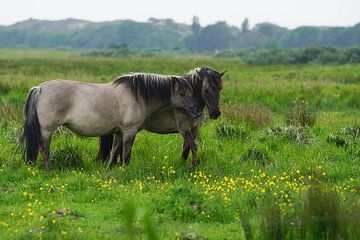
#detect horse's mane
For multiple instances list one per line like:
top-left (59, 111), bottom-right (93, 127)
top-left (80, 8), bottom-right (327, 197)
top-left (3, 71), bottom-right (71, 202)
top-left (113, 73), bottom-right (188, 103)
top-left (185, 67), bottom-right (221, 93)
top-left (112, 67), bottom-right (220, 104)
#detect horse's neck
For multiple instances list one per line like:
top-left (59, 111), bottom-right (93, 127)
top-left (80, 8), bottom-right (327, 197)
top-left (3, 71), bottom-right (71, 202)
top-left (146, 99), bottom-right (171, 116)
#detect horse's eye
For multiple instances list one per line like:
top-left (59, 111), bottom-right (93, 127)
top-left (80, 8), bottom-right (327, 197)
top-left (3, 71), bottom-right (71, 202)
top-left (180, 92), bottom-right (185, 97)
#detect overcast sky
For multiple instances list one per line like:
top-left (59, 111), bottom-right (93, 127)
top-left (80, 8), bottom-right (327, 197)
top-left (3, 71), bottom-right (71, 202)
top-left (1, 0), bottom-right (359, 29)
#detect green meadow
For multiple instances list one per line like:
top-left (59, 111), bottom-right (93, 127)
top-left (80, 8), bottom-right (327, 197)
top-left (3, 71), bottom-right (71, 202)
top-left (1, 49), bottom-right (360, 239)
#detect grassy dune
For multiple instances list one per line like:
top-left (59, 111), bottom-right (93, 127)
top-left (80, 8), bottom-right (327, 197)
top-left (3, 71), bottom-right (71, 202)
top-left (1, 49), bottom-right (360, 239)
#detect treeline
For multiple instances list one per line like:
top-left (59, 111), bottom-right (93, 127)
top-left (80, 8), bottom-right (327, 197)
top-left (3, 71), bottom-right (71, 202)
top-left (216, 46), bottom-right (360, 64)
top-left (0, 18), bottom-right (360, 51)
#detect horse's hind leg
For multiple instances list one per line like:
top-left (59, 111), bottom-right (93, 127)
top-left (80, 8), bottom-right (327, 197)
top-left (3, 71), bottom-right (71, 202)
top-left (39, 130), bottom-right (53, 172)
top-left (97, 134), bottom-right (114, 161)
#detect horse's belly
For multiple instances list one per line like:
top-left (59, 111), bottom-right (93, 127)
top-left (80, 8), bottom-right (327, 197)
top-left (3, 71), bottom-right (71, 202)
top-left (65, 118), bottom-right (119, 137)
top-left (142, 109), bottom-right (178, 134)
top-left (142, 121), bottom-right (178, 134)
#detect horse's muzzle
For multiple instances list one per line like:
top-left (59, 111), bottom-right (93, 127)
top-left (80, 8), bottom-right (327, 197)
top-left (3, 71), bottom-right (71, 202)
top-left (209, 110), bottom-right (221, 119)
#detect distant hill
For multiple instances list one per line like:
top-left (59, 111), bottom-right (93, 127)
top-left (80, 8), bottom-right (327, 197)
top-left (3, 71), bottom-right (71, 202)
top-left (0, 18), bottom-right (359, 51)
top-left (8, 18), bottom-right (93, 32)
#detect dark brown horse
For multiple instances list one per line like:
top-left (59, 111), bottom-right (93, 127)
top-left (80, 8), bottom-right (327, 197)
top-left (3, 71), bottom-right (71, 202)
top-left (97, 67), bottom-right (225, 170)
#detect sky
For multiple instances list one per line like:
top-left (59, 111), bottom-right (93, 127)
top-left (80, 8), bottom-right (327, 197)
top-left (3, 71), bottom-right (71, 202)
top-left (1, 0), bottom-right (359, 29)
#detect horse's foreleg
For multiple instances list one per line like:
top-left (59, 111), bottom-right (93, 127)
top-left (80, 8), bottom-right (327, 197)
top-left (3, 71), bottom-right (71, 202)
top-left (181, 139), bottom-right (190, 160)
top-left (107, 133), bottom-right (122, 169)
top-left (186, 131), bottom-right (198, 171)
top-left (180, 130), bottom-right (198, 170)
top-left (122, 129), bottom-right (138, 166)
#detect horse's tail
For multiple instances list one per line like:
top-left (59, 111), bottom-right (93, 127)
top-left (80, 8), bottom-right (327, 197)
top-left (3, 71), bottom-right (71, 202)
top-left (96, 135), bottom-right (113, 161)
top-left (20, 87), bottom-right (42, 165)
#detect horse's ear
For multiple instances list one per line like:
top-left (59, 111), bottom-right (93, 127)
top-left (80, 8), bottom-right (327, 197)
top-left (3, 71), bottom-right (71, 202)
top-left (171, 77), bottom-right (179, 92)
top-left (219, 71), bottom-right (227, 78)
top-left (196, 69), bottom-right (203, 77)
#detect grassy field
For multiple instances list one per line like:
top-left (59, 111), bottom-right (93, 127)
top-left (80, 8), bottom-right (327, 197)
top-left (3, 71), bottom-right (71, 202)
top-left (1, 49), bottom-right (360, 239)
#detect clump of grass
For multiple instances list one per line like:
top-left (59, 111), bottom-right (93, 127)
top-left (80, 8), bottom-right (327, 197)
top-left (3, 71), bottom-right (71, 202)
top-left (0, 100), bottom-right (23, 123)
top-left (259, 204), bottom-right (282, 240)
top-left (154, 184), bottom-right (205, 222)
top-left (262, 125), bottom-right (309, 144)
top-left (327, 124), bottom-right (360, 160)
top-left (242, 147), bottom-right (269, 166)
top-left (327, 134), bottom-right (347, 147)
top-left (177, 231), bottom-right (208, 240)
top-left (239, 210), bottom-right (254, 240)
top-left (214, 121), bottom-right (250, 140)
top-left (0, 81), bottom-right (12, 95)
top-left (300, 186), bottom-right (347, 239)
top-left (285, 96), bottom-right (316, 127)
top-left (222, 103), bottom-right (273, 129)
top-left (256, 186), bottom-right (360, 240)
top-left (51, 143), bottom-right (84, 170)
top-left (121, 201), bottom-right (139, 240)
top-left (342, 125), bottom-right (360, 138)
top-left (120, 200), bottom-right (160, 240)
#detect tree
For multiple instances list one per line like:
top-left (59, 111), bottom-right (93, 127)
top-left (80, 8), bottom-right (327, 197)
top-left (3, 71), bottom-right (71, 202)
top-left (242, 18), bottom-right (249, 33)
top-left (191, 16), bottom-right (201, 35)
top-left (186, 21), bottom-right (233, 51)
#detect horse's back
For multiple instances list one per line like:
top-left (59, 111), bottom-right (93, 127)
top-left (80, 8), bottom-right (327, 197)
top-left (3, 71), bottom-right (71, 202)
top-left (36, 80), bottom-right (113, 133)
top-left (35, 79), bottom-right (141, 136)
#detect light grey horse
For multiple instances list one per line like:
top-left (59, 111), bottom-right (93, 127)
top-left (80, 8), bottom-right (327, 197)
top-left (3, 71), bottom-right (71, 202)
top-left (20, 74), bottom-right (202, 171)
top-left (98, 67), bottom-right (225, 170)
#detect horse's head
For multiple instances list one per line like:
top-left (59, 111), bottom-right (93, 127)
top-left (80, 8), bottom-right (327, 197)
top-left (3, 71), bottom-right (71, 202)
top-left (196, 67), bottom-right (225, 119)
top-left (170, 77), bottom-right (202, 119)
